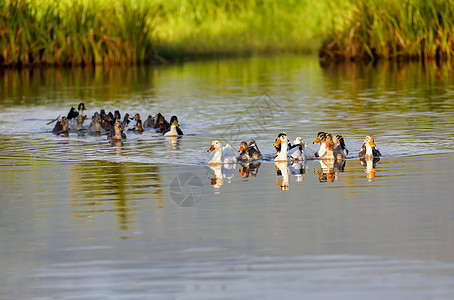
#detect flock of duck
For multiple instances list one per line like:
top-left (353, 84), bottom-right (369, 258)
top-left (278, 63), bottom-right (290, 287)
top-left (50, 103), bottom-right (183, 138)
top-left (207, 131), bottom-right (381, 164)
top-left (49, 103), bottom-right (382, 188)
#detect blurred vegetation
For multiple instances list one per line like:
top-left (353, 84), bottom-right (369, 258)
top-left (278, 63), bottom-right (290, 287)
top-left (2, 0), bottom-right (454, 67)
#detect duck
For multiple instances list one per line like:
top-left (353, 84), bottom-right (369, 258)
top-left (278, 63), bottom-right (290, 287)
top-left (122, 113), bottom-right (131, 129)
top-left (107, 120), bottom-right (127, 140)
top-left (273, 132), bottom-right (289, 162)
top-left (289, 137), bottom-right (306, 161)
top-left (333, 134), bottom-right (348, 159)
top-left (52, 116), bottom-right (69, 134)
top-left (143, 115), bottom-right (154, 129)
top-left (87, 113), bottom-right (104, 133)
top-left (135, 119), bottom-right (144, 132)
top-left (154, 113), bottom-right (169, 132)
top-left (313, 132), bottom-right (328, 158)
top-left (163, 116), bottom-right (183, 136)
top-left (237, 140), bottom-right (262, 161)
top-left (319, 133), bottom-right (335, 160)
top-left (67, 103), bottom-right (87, 129)
top-left (359, 135), bottom-right (381, 157)
top-left (114, 110), bottom-right (121, 122)
top-left (207, 140), bottom-right (238, 164)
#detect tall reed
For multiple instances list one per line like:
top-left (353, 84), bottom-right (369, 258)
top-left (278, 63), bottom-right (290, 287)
top-left (320, 0), bottom-right (454, 62)
top-left (0, 0), bottom-right (159, 67)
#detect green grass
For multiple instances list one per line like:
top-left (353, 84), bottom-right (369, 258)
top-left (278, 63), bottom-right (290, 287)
top-left (2, 0), bottom-right (454, 67)
top-left (0, 0), bottom-right (158, 67)
top-left (320, 0), bottom-right (454, 61)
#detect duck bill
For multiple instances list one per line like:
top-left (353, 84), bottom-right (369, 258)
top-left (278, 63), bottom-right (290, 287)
top-left (238, 145), bottom-right (245, 152)
top-left (207, 145), bottom-right (215, 152)
top-left (313, 136), bottom-right (321, 144)
top-left (325, 140), bottom-right (332, 148)
top-left (369, 140), bottom-right (376, 147)
top-left (273, 140), bottom-right (281, 147)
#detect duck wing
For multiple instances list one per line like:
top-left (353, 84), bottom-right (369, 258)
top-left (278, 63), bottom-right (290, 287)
top-left (176, 127), bottom-right (184, 135)
top-left (358, 143), bottom-right (366, 157)
top-left (67, 107), bottom-right (79, 120)
top-left (372, 147), bottom-right (381, 157)
top-left (52, 121), bottom-right (63, 133)
top-left (222, 143), bottom-right (238, 164)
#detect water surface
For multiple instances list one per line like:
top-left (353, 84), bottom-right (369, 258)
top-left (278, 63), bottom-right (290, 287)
top-left (1, 55), bottom-right (454, 299)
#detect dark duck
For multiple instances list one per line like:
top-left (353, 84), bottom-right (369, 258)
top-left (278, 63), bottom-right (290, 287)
top-left (163, 116), bottom-right (183, 136)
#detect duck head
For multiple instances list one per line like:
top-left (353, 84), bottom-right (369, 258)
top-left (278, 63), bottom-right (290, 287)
top-left (61, 116), bottom-right (68, 131)
top-left (365, 135), bottom-right (376, 147)
top-left (313, 132), bottom-right (326, 144)
top-left (78, 103), bottom-right (86, 112)
top-left (238, 141), bottom-right (248, 152)
top-left (274, 132), bottom-right (288, 147)
top-left (207, 140), bottom-right (222, 152)
top-left (114, 110), bottom-right (121, 120)
top-left (170, 116), bottom-right (179, 127)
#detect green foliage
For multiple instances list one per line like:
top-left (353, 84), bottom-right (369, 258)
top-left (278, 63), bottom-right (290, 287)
top-left (0, 0), bottom-right (159, 67)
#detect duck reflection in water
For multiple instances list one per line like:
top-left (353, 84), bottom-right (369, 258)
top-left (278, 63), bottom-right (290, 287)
top-left (165, 136), bottom-right (180, 150)
top-left (289, 160), bottom-right (307, 182)
top-left (239, 162), bottom-right (261, 178)
top-left (274, 161), bottom-right (289, 191)
top-left (360, 156), bottom-right (380, 181)
top-left (110, 139), bottom-right (124, 156)
top-left (208, 163), bottom-right (237, 189)
top-left (315, 159), bottom-right (346, 183)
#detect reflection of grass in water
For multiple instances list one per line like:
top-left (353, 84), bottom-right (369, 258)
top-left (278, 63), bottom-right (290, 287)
top-left (69, 161), bottom-right (163, 234)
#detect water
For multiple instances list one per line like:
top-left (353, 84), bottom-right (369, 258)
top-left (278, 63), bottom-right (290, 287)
top-left (1, 55), bottom-right (454, 299)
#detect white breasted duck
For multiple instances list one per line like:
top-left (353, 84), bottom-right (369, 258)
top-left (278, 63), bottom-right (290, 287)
top-left (207, 140), bottom-right (238, 164)
top-left (107, 120), bottom-right (127, 140)
top-left (163, 116), bottom-right (183, 136)
top-left (319, 133), bottom-right (335, 160)
top-left (359, 135), bottom-right (381, 157)
top-left (313, 132), bottom-right (328, 158)
top-left (290, 137), bottom-right (306, 161)
top-left (273, 132), bottom-right (289, 162)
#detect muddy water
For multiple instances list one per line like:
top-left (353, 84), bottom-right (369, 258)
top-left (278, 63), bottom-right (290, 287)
top-left (1, 56), bottom-right (454, 299)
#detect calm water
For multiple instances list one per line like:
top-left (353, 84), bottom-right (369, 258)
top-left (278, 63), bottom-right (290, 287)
top-left (1, 55), bottom-right (454, 299)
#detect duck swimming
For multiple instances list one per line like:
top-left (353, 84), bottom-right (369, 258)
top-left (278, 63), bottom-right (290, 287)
top-left (143, 115), bottom-right (154, 129)
top-left (163, 116), bottom-right (183, 136)
top-left (359, 135), bottom-right (381, 157)
top-left (319, 133), bottom-right (335, 160)
top-left (238, 140), bottom-right (262, 161)
top-left (313, 132), bottom-right (328, 158)
top-left (87, 113), bottom-right (104, 133)
top-left (207, 140), bottom-right (238, 164)
top-left (135, 119), bottom-right (144, 132)
top-left (67, 103), bottom-right (87, 129)
top-left (52, 116), bottom-right (69, 134)
top-left (107, 120), bottom-right (127, 140)
top-left (289, 137), bottom-right (306, 161)
top-left (333, 134), bottom-right (348, 158)
top-left (273, 132), bottom-right (289, 162)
